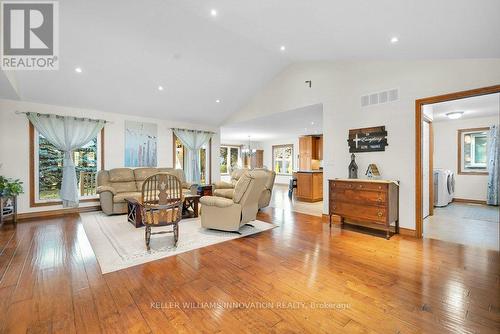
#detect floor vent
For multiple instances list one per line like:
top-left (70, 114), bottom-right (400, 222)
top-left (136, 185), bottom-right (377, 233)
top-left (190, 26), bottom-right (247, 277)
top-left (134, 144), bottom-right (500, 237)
top-left (361, 88), bottom-right (399, 107)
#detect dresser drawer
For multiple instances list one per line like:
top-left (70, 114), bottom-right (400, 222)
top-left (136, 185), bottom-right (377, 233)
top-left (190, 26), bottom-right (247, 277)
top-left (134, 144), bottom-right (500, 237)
top-left (330, 201), bottom-right (387, 224)
top-left (330, 181), bottom-right (388, 192)
top-left (331, 189), bottom-right (387, 206)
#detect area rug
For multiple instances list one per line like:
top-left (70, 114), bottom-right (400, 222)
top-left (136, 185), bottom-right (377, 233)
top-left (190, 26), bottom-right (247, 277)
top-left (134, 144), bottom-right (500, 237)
top-left (80, 212), bottom-right (276, 274)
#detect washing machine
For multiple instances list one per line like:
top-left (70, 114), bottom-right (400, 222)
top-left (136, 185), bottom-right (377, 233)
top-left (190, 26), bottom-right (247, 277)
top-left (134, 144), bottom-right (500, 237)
top-left (434, 169), bottom-right (455, 207)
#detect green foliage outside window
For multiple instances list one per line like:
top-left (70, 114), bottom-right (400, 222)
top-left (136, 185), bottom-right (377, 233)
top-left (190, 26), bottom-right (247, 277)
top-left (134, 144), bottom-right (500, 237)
top-left (38, 134), bottom-right (98, 200)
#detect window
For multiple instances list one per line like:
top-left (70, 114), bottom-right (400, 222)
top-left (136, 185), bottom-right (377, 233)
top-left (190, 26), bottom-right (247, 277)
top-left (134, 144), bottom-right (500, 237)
top-left (272, 144), bottom-right (293, 175)
top-left (220, 146), bottom-right (241, 174)
top-left (458, 128), bottom-right (489, 175)
top-left (173, 134), bottom-right (212, 184)
top-left (174, 136), bottom-right (185, 169)
top-left (30, 123), bottom-right (104, 206)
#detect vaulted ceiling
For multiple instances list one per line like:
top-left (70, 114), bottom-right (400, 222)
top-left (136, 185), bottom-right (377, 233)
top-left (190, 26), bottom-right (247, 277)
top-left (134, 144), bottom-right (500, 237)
top-left (1, 0), bottom-right (499, 125)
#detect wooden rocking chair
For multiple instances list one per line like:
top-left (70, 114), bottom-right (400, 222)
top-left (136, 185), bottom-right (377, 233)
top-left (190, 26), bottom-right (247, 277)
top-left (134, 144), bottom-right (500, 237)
top-left (139, 173), bottom-right (183, 250)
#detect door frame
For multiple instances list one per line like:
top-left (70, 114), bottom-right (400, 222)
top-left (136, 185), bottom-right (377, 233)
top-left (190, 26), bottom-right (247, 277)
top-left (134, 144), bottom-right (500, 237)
top-left (415, 85), bottom-right (500, 238)
top-left (422, 116), bottom-right (434, 218)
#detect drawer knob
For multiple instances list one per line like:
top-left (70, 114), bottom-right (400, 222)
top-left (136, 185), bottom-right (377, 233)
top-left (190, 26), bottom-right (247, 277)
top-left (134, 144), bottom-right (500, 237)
top-left (378, 197), bottom-right (382, 202)
top-left (378, 186), bottom-right (382, 190)
top-left (378, 211), bottom-right (383, 217)
top-left (359, 185), bottom-right (363, 188)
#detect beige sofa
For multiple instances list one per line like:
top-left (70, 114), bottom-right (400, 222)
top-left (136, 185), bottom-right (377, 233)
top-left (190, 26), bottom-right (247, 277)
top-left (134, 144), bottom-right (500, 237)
top-left (200, 170), bottom-right (268, 232)
top-left (97, 167), bottom-right (193, 215)
top-left (213, 168), bottom-right (276, 209)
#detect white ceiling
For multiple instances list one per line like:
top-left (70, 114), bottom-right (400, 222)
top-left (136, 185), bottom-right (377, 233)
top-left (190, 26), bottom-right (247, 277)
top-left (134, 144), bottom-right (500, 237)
top-left (1, 0), bottom-right (499, 125)
top-left (431, 93), bottom-right (499, 122)
top-left (221, 104), bottom-right (323, 142)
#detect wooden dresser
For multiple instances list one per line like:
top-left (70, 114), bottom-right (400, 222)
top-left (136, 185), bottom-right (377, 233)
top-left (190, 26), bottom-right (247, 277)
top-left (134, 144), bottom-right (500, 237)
top-left (328, 179), bottom-right (399, 239)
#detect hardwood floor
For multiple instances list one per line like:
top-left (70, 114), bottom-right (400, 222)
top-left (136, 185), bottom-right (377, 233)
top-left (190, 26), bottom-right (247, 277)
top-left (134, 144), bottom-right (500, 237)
top-left (0, 208), bottom-right (499, 333)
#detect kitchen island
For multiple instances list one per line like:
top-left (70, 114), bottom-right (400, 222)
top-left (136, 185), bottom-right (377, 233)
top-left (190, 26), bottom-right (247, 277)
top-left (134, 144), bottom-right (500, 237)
top-left (295, 170), bottom-right (323, 202)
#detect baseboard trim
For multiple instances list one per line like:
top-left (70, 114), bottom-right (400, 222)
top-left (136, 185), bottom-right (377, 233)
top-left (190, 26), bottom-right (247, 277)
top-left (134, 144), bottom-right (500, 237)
top-left (452, 198), bottom-right (487, 205)
top-left (399, 227), bottom-right (417, 237)
top-left (18, 205), bottom-right (101, 221)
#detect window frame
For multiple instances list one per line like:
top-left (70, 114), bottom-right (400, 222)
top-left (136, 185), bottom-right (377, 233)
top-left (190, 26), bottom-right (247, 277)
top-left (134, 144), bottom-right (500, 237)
top-left (29, 123), bottom-right (105, 207)
top-left (220, 145), bottom-right (241, 175)
top-left (272, 144), bottom-right (294, 176)
top-left (457, 127), bottom-right (489, 176)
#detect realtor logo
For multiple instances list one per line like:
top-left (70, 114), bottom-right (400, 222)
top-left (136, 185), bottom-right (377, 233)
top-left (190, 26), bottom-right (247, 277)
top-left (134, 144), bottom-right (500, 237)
top-left (1, 1), bottom-right (59, 70)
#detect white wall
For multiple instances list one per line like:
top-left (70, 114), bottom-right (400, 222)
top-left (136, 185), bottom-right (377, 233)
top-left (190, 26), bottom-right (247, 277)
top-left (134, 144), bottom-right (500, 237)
top-left (225, 59), bottom-right (500, 229)
top-left (260, 137), bottom-right (300, 184)
top-left (0, 99), bottom-right (220, 214)
top-left (433, 116), bottom-right (497, 201)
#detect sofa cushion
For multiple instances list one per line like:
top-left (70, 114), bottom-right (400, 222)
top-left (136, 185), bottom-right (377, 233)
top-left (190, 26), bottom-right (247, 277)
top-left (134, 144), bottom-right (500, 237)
top-left (112, 181), bottom-right (138, 193)
top-left (133, 168), bottom-right (158, 181)
top-left (158, 168), bottom-right (186, 183)
top-left (233, 172), bottom-right (252, 203)
top-left (113, 191), bottom-right (141, 203)
top-left (213, 188), bottom-right (234, 199)
top-left (231, 168), bottom-right (247, 186)
top-left (134, 168), bottom-right (159, 189)
top-left (200, 196), bottom-right (234, 208)
top-left (109, 168), bottom-right (135, 182)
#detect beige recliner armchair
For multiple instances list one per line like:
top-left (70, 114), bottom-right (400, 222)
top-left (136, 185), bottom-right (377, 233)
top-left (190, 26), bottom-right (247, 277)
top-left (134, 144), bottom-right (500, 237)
top-left (96, 167), bottom-right (193, 215)
top-left (213, 168), bottom-right (248, 190)
top-left (213, 168), bottom-right (275, 209)
top-left (200, 170), bottom-right (267, 232)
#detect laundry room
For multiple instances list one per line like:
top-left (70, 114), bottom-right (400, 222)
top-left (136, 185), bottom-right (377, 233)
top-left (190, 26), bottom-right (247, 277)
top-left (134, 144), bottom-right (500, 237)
top-left (421, 92), bottom-right (499, 249)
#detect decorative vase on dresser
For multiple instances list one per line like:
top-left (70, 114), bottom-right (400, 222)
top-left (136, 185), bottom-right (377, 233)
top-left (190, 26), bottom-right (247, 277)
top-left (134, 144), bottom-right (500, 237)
top-left (328, 179), bottom-right (399, 239)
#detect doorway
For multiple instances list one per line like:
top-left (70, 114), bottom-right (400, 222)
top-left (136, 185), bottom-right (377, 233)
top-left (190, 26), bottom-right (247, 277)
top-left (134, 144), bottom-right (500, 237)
top-left (415, 85), bottom-right (500, 248)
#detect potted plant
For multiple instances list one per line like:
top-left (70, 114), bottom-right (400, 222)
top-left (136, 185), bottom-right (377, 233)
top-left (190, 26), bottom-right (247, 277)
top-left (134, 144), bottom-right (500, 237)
top-left (0, 176), bottom-right (23, 209)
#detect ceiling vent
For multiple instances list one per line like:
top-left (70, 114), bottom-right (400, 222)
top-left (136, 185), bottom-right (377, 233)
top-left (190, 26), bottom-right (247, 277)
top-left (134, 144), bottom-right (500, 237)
top-left (361, 88), bottom-right (399, 107)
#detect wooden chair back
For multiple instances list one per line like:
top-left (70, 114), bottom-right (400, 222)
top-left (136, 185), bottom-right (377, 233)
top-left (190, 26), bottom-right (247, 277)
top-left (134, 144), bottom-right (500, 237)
top-left (141, 173), bottom-right (182, 226)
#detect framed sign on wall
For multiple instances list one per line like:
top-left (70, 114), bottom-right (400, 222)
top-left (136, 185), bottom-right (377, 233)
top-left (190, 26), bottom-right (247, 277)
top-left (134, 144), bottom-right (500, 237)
top-left (348, 126), bottom-right (388, 153)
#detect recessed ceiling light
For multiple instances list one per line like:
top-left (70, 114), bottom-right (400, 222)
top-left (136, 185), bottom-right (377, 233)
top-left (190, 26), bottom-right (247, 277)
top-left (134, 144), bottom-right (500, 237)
top-left (390, 36), bottom-right (399, 44)
top-left (75, 67), bottom-right (82, 73)
top-left (158, 85), bottom-right (164, 91)
top-left (446, 111), bottom-right (464, 120)
top-left (311, 121), bottom-right (314, 125)
top-left (280, 45), bottom-right (286, 52)
top-left (210, 9), bottom-right (217, 17)
top-left (215, 99), bottom-right (221, 103)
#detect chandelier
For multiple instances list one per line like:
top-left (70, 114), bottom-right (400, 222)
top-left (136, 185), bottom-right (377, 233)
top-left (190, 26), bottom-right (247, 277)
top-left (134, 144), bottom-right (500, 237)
top-left (241, 136), bottom-right (256, 156)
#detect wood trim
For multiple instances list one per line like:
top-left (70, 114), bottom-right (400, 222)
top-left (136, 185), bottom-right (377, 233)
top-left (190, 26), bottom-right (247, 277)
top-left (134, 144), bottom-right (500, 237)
top-left (428, 120), bottom-right (434, 217)
top-left (399, 227), bottom-right (417, 237)
top-left (18, 205), bottom-right (101, 221)
top-left (415, 84), bottom-right (500, 239)
top-left (29, 123), bottom-right (105, 208)
top-left (452, 198), bottom-right (487, 205)
top-left (172, 132), bottom-right (178, 168)
top-left (457, 127), bottom-right (489, 175)
top-left (209, 138), bottom-right (212, 184)
top-left (100, 127), bottom-right (105, 170)
top-left (29, 122), bottom-right (35, 207)
top-left (322, 214), bottom-right (343, 225)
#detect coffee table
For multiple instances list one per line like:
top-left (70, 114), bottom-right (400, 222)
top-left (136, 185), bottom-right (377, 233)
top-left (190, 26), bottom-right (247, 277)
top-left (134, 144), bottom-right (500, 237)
top-left (125, 195), bottom-right (200, 228)
top-left (182, 194), bottom-right (201, 218)
top-left (125, 197), bottom-right (144, 228)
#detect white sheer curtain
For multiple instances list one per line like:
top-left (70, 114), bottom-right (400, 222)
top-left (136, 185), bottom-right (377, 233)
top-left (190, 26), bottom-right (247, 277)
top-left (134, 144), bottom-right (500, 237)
top-left (27, 113), bottom-right (105, 207)
top-left (487, 124), bottom-right (499, 205)
top-left (172, 128), bottom-right (213, 184)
